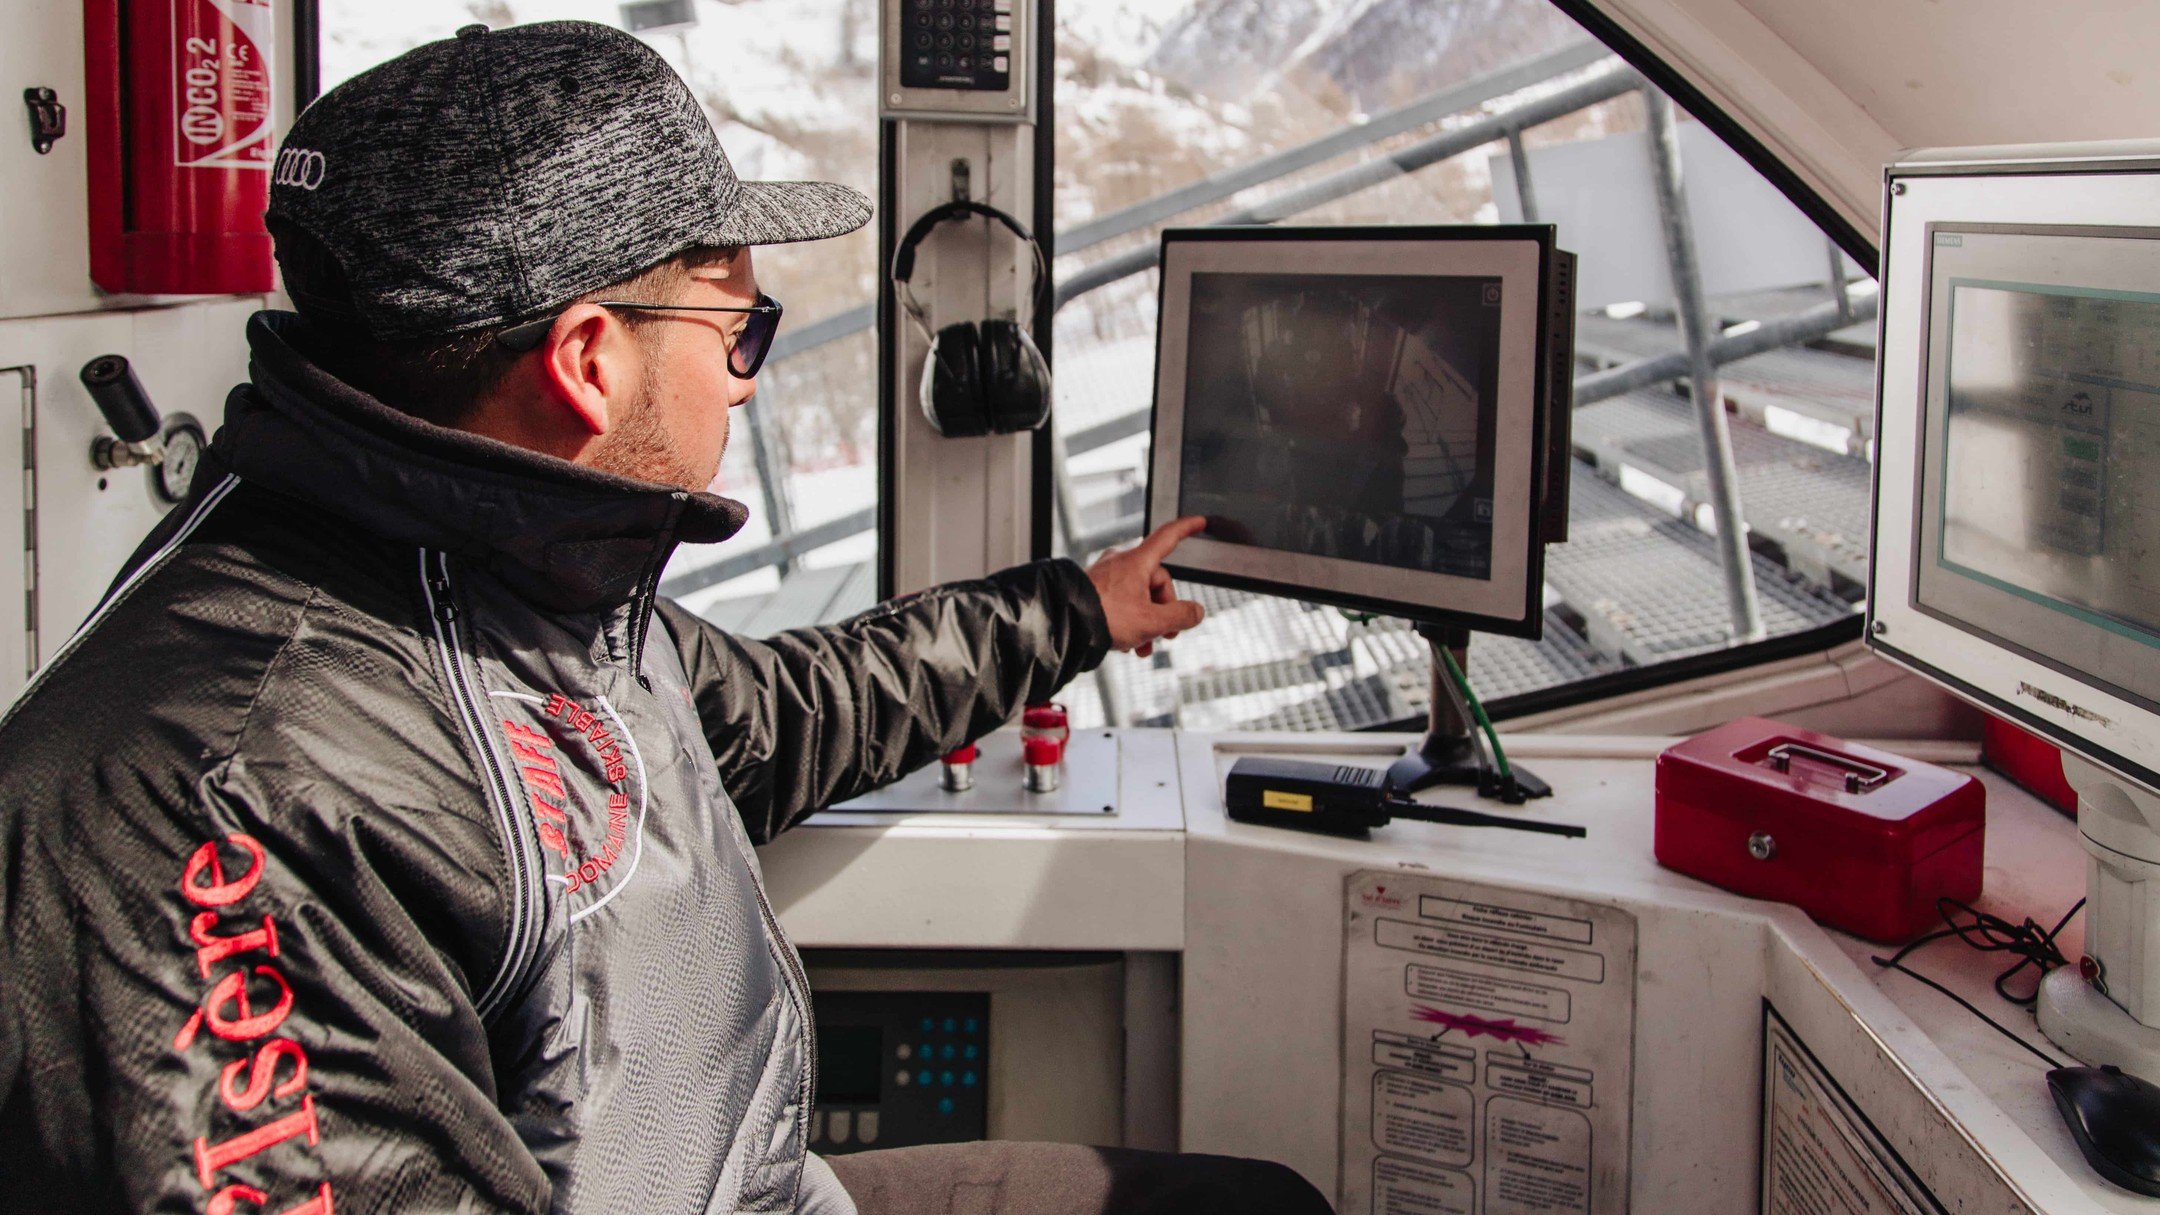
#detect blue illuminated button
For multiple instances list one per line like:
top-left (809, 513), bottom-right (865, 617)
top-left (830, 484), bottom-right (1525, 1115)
top-left (917, 1070), bottom-right (933, 1087)
top-left (940, 1044), bottom-right (955, 1061)
top-left (943, 1018), bottom-right (957, 1032)
top-left (938, 1096), bottom-right (955, 1115)
top-left (940, 1070), bottom-right (955, 1087)
top-left (964, 1018), bottom-right (979, 1033)
top-left (963, 1044), bottom-right (978, 1060)
top-left (962, 1070), bottom-right (978, 1087)
top-left (920, 1043), bottom-right (934, 1060)
top-left (921, 1018), bottom-right (934, 1033)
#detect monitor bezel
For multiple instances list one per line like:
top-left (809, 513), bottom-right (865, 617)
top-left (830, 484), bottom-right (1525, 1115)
top-left (1142, 225), bottom-right (1558, 638)
top-left (1870, 160), bottom-right (2160, 795)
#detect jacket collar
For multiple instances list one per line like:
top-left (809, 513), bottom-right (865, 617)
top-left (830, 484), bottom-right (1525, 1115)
top-left (217, 311), bottom-right (749, 613)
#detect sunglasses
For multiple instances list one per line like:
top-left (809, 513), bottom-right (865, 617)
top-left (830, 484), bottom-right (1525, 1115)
top-left (495, 293), bottom-right (785, 379)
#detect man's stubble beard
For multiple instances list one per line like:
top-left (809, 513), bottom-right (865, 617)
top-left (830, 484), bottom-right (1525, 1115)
top-left (586, 372), bottom-right (719, 493)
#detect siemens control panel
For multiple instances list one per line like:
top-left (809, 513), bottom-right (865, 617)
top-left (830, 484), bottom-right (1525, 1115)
top-left (811, 992), bottom-right (991, 1153)
top-left (881, 0), bottom-right (1033, 121)
top-left (898, 0), bottom-right (1013, 91)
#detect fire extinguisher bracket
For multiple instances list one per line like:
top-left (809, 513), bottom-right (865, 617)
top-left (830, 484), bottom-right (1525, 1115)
top-left (23, 88), bottom-right (65, 155)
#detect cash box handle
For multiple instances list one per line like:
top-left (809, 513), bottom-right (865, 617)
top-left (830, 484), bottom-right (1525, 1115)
top-left (1765, 742), bottom-right (1890, 793)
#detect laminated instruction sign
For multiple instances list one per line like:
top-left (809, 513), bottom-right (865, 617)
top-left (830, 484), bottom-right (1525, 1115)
top-left (1341, 872), bottom-right (1636, 1215)
top-left (1760, 1006), bottom-right (1945, 1215)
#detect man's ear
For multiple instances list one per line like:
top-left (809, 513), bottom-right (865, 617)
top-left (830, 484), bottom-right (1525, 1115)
top-left (538, 304), bottom-right (633, 436)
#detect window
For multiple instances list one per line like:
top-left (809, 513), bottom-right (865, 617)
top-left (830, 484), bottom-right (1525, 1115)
top-left (1049, 0), bottom-right (1874, 730)
top-left (321, 0), bottom-right (882, 632)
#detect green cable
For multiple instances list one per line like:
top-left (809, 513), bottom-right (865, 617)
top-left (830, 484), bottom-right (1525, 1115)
top-left (1440, 647), bottom-right (1511, 779)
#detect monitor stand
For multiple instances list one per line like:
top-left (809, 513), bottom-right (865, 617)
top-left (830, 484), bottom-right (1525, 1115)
top-left (2036, 755), bottom-right (2160, 1079)
top-left (1384, 621), bottom-right (1551, 804)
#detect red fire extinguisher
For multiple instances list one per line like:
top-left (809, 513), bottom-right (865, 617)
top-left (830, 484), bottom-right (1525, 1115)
top-left (82, 0), bottom-right (277, 295)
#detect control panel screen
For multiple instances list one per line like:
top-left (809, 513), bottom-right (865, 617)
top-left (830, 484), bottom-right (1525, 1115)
top-left (898, 0), bottom-right (1013, 91)
top-left (817, 1025), bottom-right (886, 1105)
top-left (1915, 224), bottom-right (2160, 705)
top-left (1177, 270), bottom-right (1504, 581)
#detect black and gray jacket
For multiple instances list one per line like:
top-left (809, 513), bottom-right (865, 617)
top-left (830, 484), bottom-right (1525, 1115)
top-left (0, 312), bottom-right (1110, 1214)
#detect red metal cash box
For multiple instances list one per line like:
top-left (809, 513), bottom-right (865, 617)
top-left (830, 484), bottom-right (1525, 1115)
top-left (1654, 717), bottom-right (1985, 944)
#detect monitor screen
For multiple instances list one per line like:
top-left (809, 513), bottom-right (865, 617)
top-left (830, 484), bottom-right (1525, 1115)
top-left (1177, 271), bottom-right (1503, 582)
top-left (1914, 225), bottom-right (2160, 710)
top-left (1146, 228), bottom-right (1564, 636)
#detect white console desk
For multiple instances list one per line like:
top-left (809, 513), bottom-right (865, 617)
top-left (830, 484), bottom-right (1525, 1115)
top-left (757, 730), bottom-right (2148, 1213)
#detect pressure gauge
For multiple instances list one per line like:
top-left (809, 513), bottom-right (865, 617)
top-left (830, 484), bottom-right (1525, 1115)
top-left (155, 416), bottom-right (206, 506)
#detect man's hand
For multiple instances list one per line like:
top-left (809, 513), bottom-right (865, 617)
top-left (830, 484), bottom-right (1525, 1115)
top-left (1086, 516), bottom-right (1209, 658)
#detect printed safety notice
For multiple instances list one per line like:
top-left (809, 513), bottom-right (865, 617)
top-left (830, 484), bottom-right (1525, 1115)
top-left (1341, 872), bottom-right (1636, 1215)
top-left (1760, 1007), bottom-right (1945, 1215)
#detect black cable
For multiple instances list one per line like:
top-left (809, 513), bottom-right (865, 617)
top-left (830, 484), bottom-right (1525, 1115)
top-left (1869, 897), bottom-right (2084, 1072)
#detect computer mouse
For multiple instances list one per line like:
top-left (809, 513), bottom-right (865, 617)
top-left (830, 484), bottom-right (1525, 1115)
top-left (2047, 1065), bottom-right (2160, 1197)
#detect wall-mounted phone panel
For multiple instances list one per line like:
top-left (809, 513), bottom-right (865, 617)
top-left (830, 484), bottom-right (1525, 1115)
top-left (880, 0), bottom-right (1033, 123)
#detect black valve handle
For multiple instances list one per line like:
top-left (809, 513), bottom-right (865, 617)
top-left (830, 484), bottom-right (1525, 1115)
top-left (80, 355), bottom-right (161, 444)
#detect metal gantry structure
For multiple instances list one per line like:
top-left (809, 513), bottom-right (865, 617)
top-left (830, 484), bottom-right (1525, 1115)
top-left (667, 40), bottom-right (1875, 727)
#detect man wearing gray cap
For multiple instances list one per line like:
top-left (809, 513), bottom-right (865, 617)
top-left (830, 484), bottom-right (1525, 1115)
top-left (0, 17), bottom-right (1335, 1215)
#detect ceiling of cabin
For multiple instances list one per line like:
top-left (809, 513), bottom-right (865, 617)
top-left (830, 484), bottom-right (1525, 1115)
top-left (1582, 0), bottom-right (2160, 251)
top-left (1738, 0), bottom-right (2160, 149)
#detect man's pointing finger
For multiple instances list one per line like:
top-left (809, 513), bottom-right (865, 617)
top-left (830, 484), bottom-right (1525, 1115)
top-left (1138, 515), bottom-right (1209, 561)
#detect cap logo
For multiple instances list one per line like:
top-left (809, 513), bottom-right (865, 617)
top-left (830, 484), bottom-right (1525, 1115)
top-left (274, 147), bottom-right (328, 191)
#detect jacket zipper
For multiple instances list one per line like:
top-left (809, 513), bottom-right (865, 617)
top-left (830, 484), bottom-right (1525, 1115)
top-left (749, 866), bottom-right (817, 1147)
top-left (420, 549), bottom-right (544, 1021)
top-left (624, 497), bottom-right (685, 692)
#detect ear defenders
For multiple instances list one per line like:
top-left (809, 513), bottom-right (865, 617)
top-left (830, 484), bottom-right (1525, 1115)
top-left (891, 200), bottom-right (1052, 438)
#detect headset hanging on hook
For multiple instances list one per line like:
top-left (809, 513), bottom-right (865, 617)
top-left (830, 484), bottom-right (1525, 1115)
top-left (891, 199), bottom-right (1052, 438)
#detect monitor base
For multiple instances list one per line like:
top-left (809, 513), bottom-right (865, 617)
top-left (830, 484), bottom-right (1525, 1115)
top-left (2038, 968), bottom-right (2160, 1079)
top-left (1387, 622), bottom-right (1553, 804)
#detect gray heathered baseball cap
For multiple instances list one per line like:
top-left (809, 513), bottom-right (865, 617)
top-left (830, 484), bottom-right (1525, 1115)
top-left (267, 20), bottom-right (871, 340)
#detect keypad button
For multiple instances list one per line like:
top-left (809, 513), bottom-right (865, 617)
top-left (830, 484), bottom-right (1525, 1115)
top-left (943, 1018), bottom-right (957, 1032)
top-left (831, 1111), bottom-right (853, 1144)
top-left (993, 15), bottom-right (1009, 30)
top-left (938, 1096), bottom-right (956, 1115)
top-left (935, 31), bottom-right (954, 47)
top-left (895, 1069), bottom-right (912, 1087)
top-left (914, 32), bottom-right (932, 49)
top-left (918, 1069), bottom-right (934, 1086)
top-left (963, 1070), bottom-right (978, 1087)
top-left (956, 12), bottom-right (973, 28)
top-left (963, 1044), bottom-right (978, 1060)
top-left (956, 55), bottom-right (971, 69)
top-left (920, 1042), bottom-right (934, 1059)
top-left (958, 34), bottom-right (975, 50)
top-left (897, 1043), bottom-right (913, 1061)
top-left (940, 1043), bottom-right (955, 1061)
top-left (859, 1112), bottom-right (881, 1144)
top-left (934, 12), bottom-right (954, 29)
top-left (921, 1018), bottom-right (934, 1033)
top-left (965, 1018), bottom-right (979, 1033)
top-left (810, 1111), bottom-right (826, 1142)
top-left (992, 55), bottom-right (1008, 73)
top-left (940, 1070), bottom-right (955, 1087)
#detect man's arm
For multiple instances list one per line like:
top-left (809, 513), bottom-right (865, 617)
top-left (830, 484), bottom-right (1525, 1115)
top-left (0, 770), bottom-right (552, 1213)
top-left (658, 517), bottom-right (1208, 843)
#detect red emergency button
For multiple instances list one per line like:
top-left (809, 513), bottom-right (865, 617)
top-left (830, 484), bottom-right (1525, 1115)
top-left (939, 742), bottom-right (979, 792)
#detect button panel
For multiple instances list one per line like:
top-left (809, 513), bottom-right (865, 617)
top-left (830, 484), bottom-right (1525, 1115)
top-left (811, 990), bottom-right (990, 1154)
top-left (899, 0), bottom-right (1012, 91)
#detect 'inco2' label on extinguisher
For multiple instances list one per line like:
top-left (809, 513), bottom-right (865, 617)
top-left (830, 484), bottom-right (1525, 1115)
top-left (173, 0), bottom-right (274, 171)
